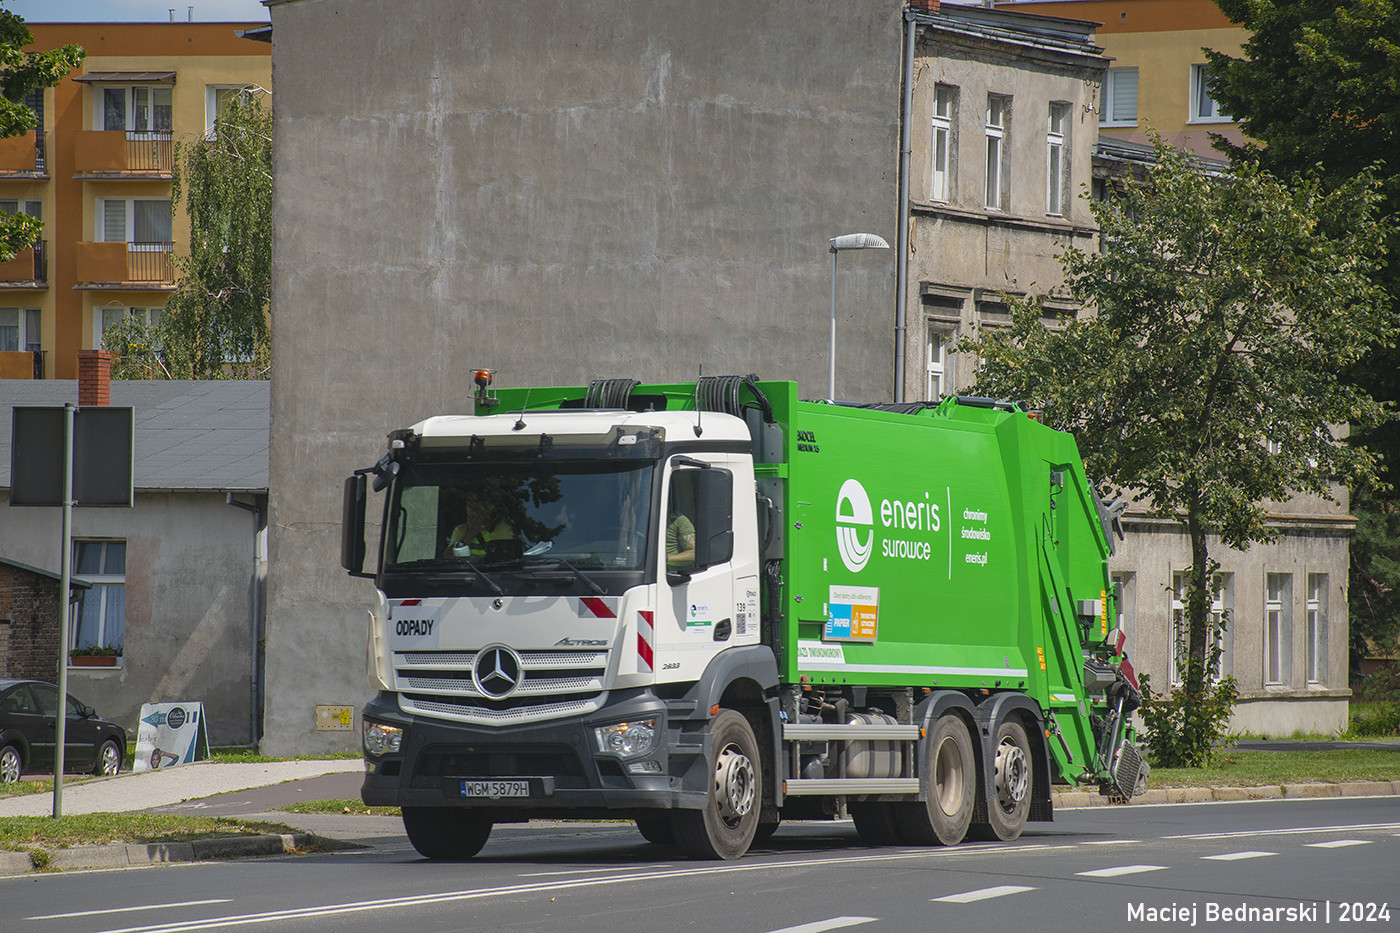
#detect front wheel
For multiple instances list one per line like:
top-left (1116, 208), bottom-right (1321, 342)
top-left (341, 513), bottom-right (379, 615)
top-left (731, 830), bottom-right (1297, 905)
top-left (672, 710), bottom-right (761, 860)
top-left (402, 807), bottom-right (493, 860)
top-left (93, 739), bottom-right (122, 777)
top-left (900, 713), bottom-right (975, 846)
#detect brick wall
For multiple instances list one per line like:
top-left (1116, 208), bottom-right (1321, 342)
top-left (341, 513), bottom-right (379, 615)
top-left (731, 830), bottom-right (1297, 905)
top-left (0, 564), bottom-right (61, 681)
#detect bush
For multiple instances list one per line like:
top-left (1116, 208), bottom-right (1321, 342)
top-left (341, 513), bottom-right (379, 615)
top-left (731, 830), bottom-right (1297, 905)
top-left (1139, 670), bottom-right (1239, 768)
top-left (1351, 702), bottom-right (1400, 737)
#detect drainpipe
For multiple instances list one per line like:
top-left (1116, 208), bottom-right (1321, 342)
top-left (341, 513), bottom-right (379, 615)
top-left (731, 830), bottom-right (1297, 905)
top-left (226, 492), bottom-right (267, 745)
top-left (894, 9), bottom-right (917, 403)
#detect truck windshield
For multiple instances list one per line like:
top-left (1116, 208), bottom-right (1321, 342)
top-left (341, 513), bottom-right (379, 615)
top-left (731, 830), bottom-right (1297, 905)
top-left (382, 460), bottom-right (655, 584)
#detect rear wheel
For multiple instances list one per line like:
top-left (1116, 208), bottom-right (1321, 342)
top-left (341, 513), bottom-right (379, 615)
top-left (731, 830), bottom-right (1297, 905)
top-left (93, 739), bottom-right (122, 777)
top-left (635, 817), bottom-right (675, 845)
top-left (672, 710), bottom-right (761, 860)
top-left (900, 714), bottom-right (975, 846)
top-left (975, 720), bottom-right (1032, 842)
top-left (0, 745), bottom-right (20, 783)
top-left (402, 807), bottom-right (493, 860)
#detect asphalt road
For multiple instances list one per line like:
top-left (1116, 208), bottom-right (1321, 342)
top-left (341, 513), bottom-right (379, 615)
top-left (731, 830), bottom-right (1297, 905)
top-left (6, 794), bottom-right (1397, 933)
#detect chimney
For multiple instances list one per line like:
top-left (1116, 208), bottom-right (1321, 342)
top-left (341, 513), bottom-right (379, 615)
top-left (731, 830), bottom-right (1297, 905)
top-left (78, 350), bottom-right (112, 407)
top-left (909, 0), bottom-right (940, 11)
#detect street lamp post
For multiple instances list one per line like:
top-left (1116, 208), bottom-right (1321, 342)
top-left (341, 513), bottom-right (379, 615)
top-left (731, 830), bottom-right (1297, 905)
top-left (828, 232), bottom-right (890, 400)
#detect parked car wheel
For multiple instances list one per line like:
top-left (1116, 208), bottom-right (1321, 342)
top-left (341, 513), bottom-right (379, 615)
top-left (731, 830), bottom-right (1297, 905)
top-left (94, 739), bottom-right (122, 777)
top-left (0, 744), bottom-right (20, 783)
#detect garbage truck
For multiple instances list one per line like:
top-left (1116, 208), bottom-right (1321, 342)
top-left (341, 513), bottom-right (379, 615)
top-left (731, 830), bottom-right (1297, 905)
top-left (341, 374), bottom-right (1146, 861)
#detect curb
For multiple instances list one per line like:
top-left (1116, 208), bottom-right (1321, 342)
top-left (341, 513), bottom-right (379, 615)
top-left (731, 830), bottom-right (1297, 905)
top-left (0, 833), bottom-right (363, 876)
top-left (1051, 779), bottom-right (1400, 808)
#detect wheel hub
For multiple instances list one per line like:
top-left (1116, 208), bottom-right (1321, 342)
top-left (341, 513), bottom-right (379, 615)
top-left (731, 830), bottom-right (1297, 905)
top-left (994, 738), bottom-right (1029, 811)
top-left (714, 743), bottom-right (755, 823)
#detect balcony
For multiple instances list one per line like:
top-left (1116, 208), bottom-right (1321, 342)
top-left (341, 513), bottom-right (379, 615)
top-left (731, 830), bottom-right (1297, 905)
top-left (0, 350), bottom-right (42, 379)
top-left (76, 241), bottom-right (175, 289)
top-left (0, 130), bottom-right (44, 177)
top-left (74, 130), bottom-right (173, 178)
top-left (0, 241), bottom-right (47, 288)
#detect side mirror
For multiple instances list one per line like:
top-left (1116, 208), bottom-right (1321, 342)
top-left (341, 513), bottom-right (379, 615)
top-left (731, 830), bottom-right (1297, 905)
top-left (692, 468), bottom-right (733, 570)
top-left (341, 474), bottom-right (367, 574)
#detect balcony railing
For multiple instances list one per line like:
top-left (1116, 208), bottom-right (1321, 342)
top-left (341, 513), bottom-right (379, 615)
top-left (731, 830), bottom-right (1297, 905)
top-left (76, 241), bottom-right (175, 287)
top-left (0, 241), bottom-right (46, 285)
top-left (74, 130), bottom-right (173, 176)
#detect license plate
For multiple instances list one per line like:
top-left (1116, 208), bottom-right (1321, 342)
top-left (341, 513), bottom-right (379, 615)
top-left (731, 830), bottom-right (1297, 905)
top-left (460, 779), bottom-right (531, 798)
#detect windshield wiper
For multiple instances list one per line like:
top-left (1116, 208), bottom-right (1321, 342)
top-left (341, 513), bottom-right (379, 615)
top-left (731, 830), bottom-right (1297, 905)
top-left (390, 557), bottom-right (504, 595)
top-left (529, 555), bottom-right (606, 596)
top-left (458, 555), bottom-right (505, 596)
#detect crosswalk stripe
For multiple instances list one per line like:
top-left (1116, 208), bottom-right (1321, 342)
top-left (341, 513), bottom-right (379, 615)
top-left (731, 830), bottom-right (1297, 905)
top-left (1202, 851), bottom-right (1276, 861)
top-left (934, 885), bottom-right (1036, 903)
top-left (1076, 864), bottom-right (1167, 877)
top-left (1305, 839), bottom-right (1372, 849)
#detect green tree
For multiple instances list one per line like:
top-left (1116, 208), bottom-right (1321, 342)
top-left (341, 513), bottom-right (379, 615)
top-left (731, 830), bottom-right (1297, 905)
top-left (106, 87), bottom-right (271, 379)
top-left (1206, 0), bottom-right (1400, 672)
top-left (963, 141), bottom-right (1394, 764)
top-left (0, 9), bottom-right (82, 261)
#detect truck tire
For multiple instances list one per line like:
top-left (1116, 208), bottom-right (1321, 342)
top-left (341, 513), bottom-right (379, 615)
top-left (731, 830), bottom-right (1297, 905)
top-left (973, 719), bottom-right (1032, 842)
top-left (672, 710), bottom-right (761, 860)
top-left (901, 714), bottom-right (975, 846)
top-left (402, 807), bottom-right (493, 860)
top-left (636, 817), bottom-right (676, 845)
top-left (850, 802), bottom-right (904, 846)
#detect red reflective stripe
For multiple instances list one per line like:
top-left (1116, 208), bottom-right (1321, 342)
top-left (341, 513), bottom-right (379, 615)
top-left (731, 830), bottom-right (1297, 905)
top-left (399, 599), bottom-right (422, 607)
top-left (637, 610), bottom-right (654, 671)
top-left (580, 596), bottom-right (616, 619)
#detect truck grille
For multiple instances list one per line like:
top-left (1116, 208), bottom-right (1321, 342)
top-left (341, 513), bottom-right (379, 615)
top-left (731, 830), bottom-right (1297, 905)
top-left (395, 648), bottom-right (609, 726)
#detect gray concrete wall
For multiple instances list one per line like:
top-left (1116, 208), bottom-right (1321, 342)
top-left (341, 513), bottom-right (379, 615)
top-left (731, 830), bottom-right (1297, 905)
top-left (263, 0), bottom-right (906, 753)
top-left (0, 491), bottom-right (261, 746)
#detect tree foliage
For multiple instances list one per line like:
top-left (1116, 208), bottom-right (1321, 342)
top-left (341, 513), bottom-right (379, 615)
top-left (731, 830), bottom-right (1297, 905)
top-left (1207, 0), bottom-right (1400, 670)
top-left (963, 141), bottom-right (1394, 762)
top-left (106, 87), bottom-right (271, 379)
top-left (0, 9), bottom-right (83, 262)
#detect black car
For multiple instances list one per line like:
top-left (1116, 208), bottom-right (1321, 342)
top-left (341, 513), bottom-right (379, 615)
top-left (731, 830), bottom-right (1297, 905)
top-left (0, 679), bottom-right (127, 783)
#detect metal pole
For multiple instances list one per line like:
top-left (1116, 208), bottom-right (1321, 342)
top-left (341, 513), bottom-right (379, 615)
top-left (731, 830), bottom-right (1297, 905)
top-left (53, 402), bottom-right (75, 819)
top-left (829, 247), bottom-right (838, 400)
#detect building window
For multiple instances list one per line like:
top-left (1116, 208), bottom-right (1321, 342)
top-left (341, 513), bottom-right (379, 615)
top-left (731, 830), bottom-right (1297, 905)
top-left (97, 305), bottom-right (162, 349)
top-left (1170, 571), bottom-right (1232, 685)
top-left (0, 199), bottom-right (41, 222)
top-left (926, 330), bottom-right (948, 401)
top-left (1046, 102), bottom-right (1070, 216)
top-left (100, 85), bottom-right (172, 135)
top-left (985, 94), bottom-right (1010, 211)
top-left (1112, 572), bottom-right (1137, 662)
top-left (1306, 574), bottom-right (1327, 685)
top-left (931, 84), bottom-right (957, 203)
top-left (72, 540), bottom-right (125, 658)
top-left (99, 198), bottom-right (172, 246)
top-left (1100, 67), bottom-right (1138, 126)
top-left (206, 84), bottom-right (254, 139)
top-left (1264, 573), bottom-right (1292, 686)
top-left (1190, 65), bottom-right (1228, 122)
top-left (0, 308), bottom-right (40, 352)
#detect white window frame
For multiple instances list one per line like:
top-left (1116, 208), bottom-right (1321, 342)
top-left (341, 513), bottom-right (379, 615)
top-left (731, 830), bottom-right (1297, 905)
top-left (97, 197), bottom-right (172, 248)
top-left (0, 307), bottom-right (41, 353)
top-left (205, 84), bottom-right (253, 139)
top-left (1046, 102), bottom-right (1070, 216)
top-left (985, 94), bottom-right (1010, 211)
top-left (1170, 571), bottom-right (1232, 686)
top-left (1100, 67), bottom-right (1138, 127)
top-left (1264, 573), bottom-right (1292, 685)
top-left (1190, 64), bottom-right (1230, 123)
top-left (97, 84), bottom-right (173, 135)
top-left (96, 305), bottom-right (163, 349)
top-left (1112, 571), bottom-right (1136, 663)
top-left (926, 329), bottom-right (948, 401)
top-left (1306, 574), bottom-right (1327, 685)
top-left (71, 539), bottom-right (126, 663)
top-left (0, 198), bottom-right (41, 221)
top-left (930, 84), bottom-right (956, 203)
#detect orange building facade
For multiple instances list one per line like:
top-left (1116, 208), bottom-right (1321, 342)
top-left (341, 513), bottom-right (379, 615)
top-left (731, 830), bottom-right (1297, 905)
top-left (0, 23), bottom-right (269, 380)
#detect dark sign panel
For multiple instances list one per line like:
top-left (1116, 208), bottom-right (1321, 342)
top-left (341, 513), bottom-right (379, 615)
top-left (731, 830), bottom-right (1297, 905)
top-left (10, 406), bottom-right (134, 508)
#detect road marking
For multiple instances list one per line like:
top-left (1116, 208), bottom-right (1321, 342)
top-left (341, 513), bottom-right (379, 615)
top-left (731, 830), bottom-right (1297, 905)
top-left (28, 901), bottom-right (233, 921)
top-left (765, 917), bottom-right (877, 933)
top-left (1305, 839), bottom-right (1372, 849)
top-left (519, 865), bottom-right (673, 877)
top-left (1076, 864), bottom-right (1167, 878)
top-left (1166, 822), bottom-right (1400, 841)
top-left (1202, 851), bottom-right (1276, 861)
top-left (934, 885), bottom-right (1036, 903)
top-left (1082, 839), bottom-right (1139, 845)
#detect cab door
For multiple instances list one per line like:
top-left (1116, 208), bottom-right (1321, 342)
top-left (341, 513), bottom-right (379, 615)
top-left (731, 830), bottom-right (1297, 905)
top-left (658, 456), bottom-right (737, 682)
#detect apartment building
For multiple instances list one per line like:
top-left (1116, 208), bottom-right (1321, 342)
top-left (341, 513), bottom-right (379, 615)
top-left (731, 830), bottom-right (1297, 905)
top-left (0, 23), bottom-right (270, 381)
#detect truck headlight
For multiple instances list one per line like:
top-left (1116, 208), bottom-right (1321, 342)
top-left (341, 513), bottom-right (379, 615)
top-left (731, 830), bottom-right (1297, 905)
top-left (363, 721), bottom-right (403, 757)
top-left (594, 719), bottom-right (657, 757)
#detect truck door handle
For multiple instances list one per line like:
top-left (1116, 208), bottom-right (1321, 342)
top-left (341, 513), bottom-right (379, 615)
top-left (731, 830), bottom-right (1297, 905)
top-left (713, 618), bottom-right (732, 641)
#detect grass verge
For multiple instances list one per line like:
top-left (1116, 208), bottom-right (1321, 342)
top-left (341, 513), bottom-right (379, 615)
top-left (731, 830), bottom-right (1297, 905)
top-left (1150, 748), bottom-right (1400, 788)
top-left (276, 799), bottom-right (400, 816)
top-left (0, 813), bottom-right (299, 852)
